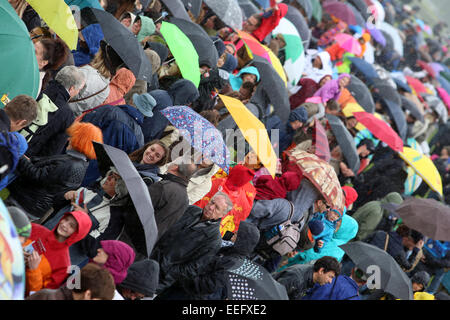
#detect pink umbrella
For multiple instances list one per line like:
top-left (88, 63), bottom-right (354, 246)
top-left (335, 33), bottom-right (362, 56)
top-left (437, 87), bottom-right (450, 111)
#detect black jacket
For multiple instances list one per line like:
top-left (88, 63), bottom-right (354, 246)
top-left (24, 80), bottom-right (75, 157)
top-left (8, 150), bottom-right (88, 218)
top-left (150, 205), bottom-right (223, 294)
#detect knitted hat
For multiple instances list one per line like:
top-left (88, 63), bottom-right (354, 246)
top-left (212, 36), bottom-right (226, 57)
top-left (289, 106), bottom-right (308, 123)
top-left (342, 186), bottom-right (358, 208)
top-left (7, 206), bottom-right (31, 238)
top-left (411, 271), bottom-right (431, 288)
top-left (221, 53), bottom-right (238, 73)
top-left (308, 219), bottom-right (325, 237)
top-left (100, 240), bottom-right (136, 285)
top-left (133, 93), bottom-right (157, 117)
top-left (224, 164), bottom-right (255, 191)
top-left (120, 259), bottom-right (160, 297)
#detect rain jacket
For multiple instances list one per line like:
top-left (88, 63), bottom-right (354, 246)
top-left (303, 51), bottom-right (333, 83)
top-left (103, 68), bottom-right (136, 106)
top-left (254, 171), bottom-right (303, 200)
top-left (289, 78), bottom-right (320, 110)
top-left (302, 275), bottom-right (360, 300)
top-left (229, 66), bottom-right (261, 91)
top-left (312, 74), bottom-right (350, 104)
top-left (186, 164), bottom-right (221, 205)
top-left (251, 3), bottom-right (288, 42)
top-left (136, 16), bottom-right (156, 43)
top-left (72, 23), bottom-right (104, 67)
top-left (24, 211), bottom-right (92, 295)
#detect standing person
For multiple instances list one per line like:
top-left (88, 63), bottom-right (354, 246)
top-left (23, 65), bottom-right (85, 157)
top-left (22, 210), bottom-right (92, 296)
top-left (273, 256), bottom-right (342, 300)
top-left (26, 263), bottom-right (115, 300)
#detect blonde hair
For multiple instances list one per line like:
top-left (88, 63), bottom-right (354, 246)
top-left (90, 48), bottom-right (112, 79)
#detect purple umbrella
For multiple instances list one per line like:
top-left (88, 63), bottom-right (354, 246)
top-left (161, 105), bottom-right (231, 173)
top-left (323, 0), bottom-right (357, 26)
top-left (366, 22), bottom-right (386, 47)
top-left (430, 62), bottom-right (445, 76)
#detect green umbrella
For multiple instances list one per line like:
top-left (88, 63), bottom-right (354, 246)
top-left (159, 21), bottom-right (200, 88)
top-left (310, 0), bottom-right (322, 23)
top-left (0, 0), bottom-right (40, 101)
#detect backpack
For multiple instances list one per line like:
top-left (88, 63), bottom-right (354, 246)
top-left (266, 201), bottom-right (302, 256)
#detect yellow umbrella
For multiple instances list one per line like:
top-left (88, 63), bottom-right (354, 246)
top-left (262, 44), bottom-right (288, 87)
top-left (342, 103), bottom-right (384, 131)
top-left (398, 147), bottom-right (443, 197)
top-left (219, 94), bottom-right (278, 177)
top-left (26, 0), bottom-right (78, 50)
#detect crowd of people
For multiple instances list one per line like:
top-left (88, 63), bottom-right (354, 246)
top-left (1, 0), bottom-right (450, 301)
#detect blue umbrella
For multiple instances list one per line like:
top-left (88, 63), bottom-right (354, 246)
top-left (161, 106), bottom-right (231, 173)
top-left (348, 56), bottom-right (379, 82)
top-left (65, 0), bottom-right (104, 10)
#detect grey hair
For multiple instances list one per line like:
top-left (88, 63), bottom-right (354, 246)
top-left (55, 66), bottom-right (86, 91)
top-left (212, 191), bottom-right (233, 214)
top-left (100, 167), bottom-right (129, 199)
top-left (177, 163), bottom-right (197, 180)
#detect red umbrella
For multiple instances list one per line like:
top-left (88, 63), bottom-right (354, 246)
top-left (405, 76), bottom-right (428, 95)
top-left (417, 60), bottom-right (437, 78)
top-left (314, 118), bottom-right (331, 162)
top-left (353, 111), bottom-right (404, 152)
top-left (323, 1), bottom-right (358, 26)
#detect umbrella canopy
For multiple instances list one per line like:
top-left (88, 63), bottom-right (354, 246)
top-left (272, 17), bottom-right (306, 86)
top-left (436, 87), bottom-right (450, 111)
top-left (0, 199), bottom-right (25, 300)
top-left (348, 0), bottom-right (370, 20)
top-left (393, 198), bottom-right (450, 241)
top-left (285, 148), bottom-right (345, 214)
top-left (238, 0), bottom-right (261, 20)
top-left (348, 56), bottom-right (379, 81)
top-left (346, 2), bottom-right (365, 28)
top-left (203, 0), bottom-right (243, 30)
top-left (366, 23), bottom-right (386, 47)
top-left (353, 111), bottom-right (404, 152)
top-left (342, 102), bottom-right (384, 131)
top-left (401, 96), bottom-right (424, 123)
top-left (326, 114), bottom-right (360, 173)
top-left (160, 0), bottom-right (191, 21)
top-left (403, 138), bottom-right (423, 196)
top-left (346, 75), bottom-right (376, 113)
top-left (423, 95), bottom-right (448, 123)
top-left (335, 33), bottom-right (362, 56)
top-left (226, 259), bottom-right (288, 300)
top-left (322, 0), bottom-right (359, 26)
top-left (314, 118), bottom-right (331, 162)
top-left (309, 0), bottom-right (322, 22)
top-left (378, 22), bottom-right (403, 56)
top-left (93, 142), bottom-right (158, 257)
top-left (382, 99), bottom-right (407, 141)
top-left (168, 17), bottom-right (218, 69)
top-left (398, 147), bottom-right (443, 197)
top-left (159, 21), bottom-right (200, 87)
top-left (369, 0), bottom-right (385, 26)
top-left (417, 60), bottom-right (436, 79)
top-left (340, 241), bottom-right (413, 300)
top-left (83, 8), bottom-right (153, 82)
top-left (405, 76), bottom-right (428, 97)
top-left (219, 94), bottom-right (277, 177)
top-left (293, 0), bottom-right (312, 21)
top-left (430, 62), bottom-right (446, 76)
top-left (181, 0), bottom-right (202, 18)
top-left (65, 0), bottom-right (104, 9)
top-left (371, 78), bottom-right (402, 107)
top-left (0, 0), bottom-right (40, 100)
top-left (27, 0), bottom-right (78, 50)
top-left (285, 4), bottom-right (311, 50)
top-left (161, 105), bottom-right (231, 173)
top-left (251, 55), bottom-right (291, 123)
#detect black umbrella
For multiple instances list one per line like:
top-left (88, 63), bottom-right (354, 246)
top-left (168, 17), bottom-right (219, 68)
top-left (326, 114), bottom-right (360, 174)
top-left (348, 56), bottom-right (380, 82)
top-left (225, 259), bottom-right (289, 300)
top-left (340, 241), bottom-right (413, 300)
top-left (347, 0), bottom-right (370, 20)
top-left (293, 0), bottom-right (313, 21)
top-left (401, 96), bottom-right (424, 123)
top-left (250, 55), bottom-right (290, 123)
top-left (371, 78), bottom-right (402, 107)
top-left (81, 8), bottom-right (153, 82)
top-left (161, 0), bottom-right (191, 21)
top-left (380, 30), bottom-right (394, 51)
top-left (382, 98), bottom-right (407, 142)
top-left (347, 75), bottom-right (376, 113)
top-left (93, 142), bottom-right (158, 257)
top-left (285, 4), bottom-right (311, 50)
top-left (238, 0), bottom-right (261, 20)
top-left (181, 0), bottom-right (202, 18)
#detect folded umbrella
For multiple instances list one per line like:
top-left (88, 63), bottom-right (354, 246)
top-left (285, 148), bottom-right (345, 214)
top-left (160, 0), bottom-right (191, 21)
top-left (401, 96), bottom-right (424, 123)
top-left (203, 0), bottom-right (243, 30)
top-left (82, 8), bottom-right (153, 81)
top-left (398, 147), bottom-right (443, 198)
top-left (93, 142), bottom-right (158, 257)
top-left (285, 4), bottom-right (311, 50)
top-left (392, 198), bottom-right (450, 241)
top-left (340, 241), bottom-right (413, 300)
top-left (161, 105), bottom-right (231, 173)
top-left (346, 75), bottom-right (376, 113)
top-left (326, 114), bottom-right (360, 173)
top-left (353, 111), bottom-right (403, 152)
top-left (168, 17), bottom-right (218, 69)
top-left (159, 21), bottom-right (200, 87)
top-left (0, 0), bottom-right (40, 100)
top-left (314, 118), bottom-right (331, 162)
top-left (219, 94), bottom-right (277, 177)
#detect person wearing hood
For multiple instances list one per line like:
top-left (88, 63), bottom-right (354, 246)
top-left (103, 68), bottom-right (136, 106)
top-left (303, 51), bottom-right (333, 84)
top-left (289, 75), bottom-right (332, 110)
top-left (22, 210), bottom-right (92, 296)
top-left (308, 206), bottom-right (343, 254)
top-left (228, 66), bottom-right (260, 92)
top-left (72, 23), bottom-right (104, 67)
top-left (117, 259), bottom-right (160, 300)
top-left (279, 106), bottom-right (309, 153)
top-left (351, 192), bottom-right (404, 241)
top-left (312, 74), bottom-right (351, 104)
top-left (253, 168), bottom-right (303, 201)
top-left (410, 271), bottom-right (431, 293)
top-left (302, 274), bottom-right (360, 300)
top-left (195, 164), bottom-right (256, 237)
top-left (129, 15), bottom-right (156, 45)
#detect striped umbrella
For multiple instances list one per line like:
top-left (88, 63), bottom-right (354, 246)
top-left (272, 18), bottom-right (306, 86)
